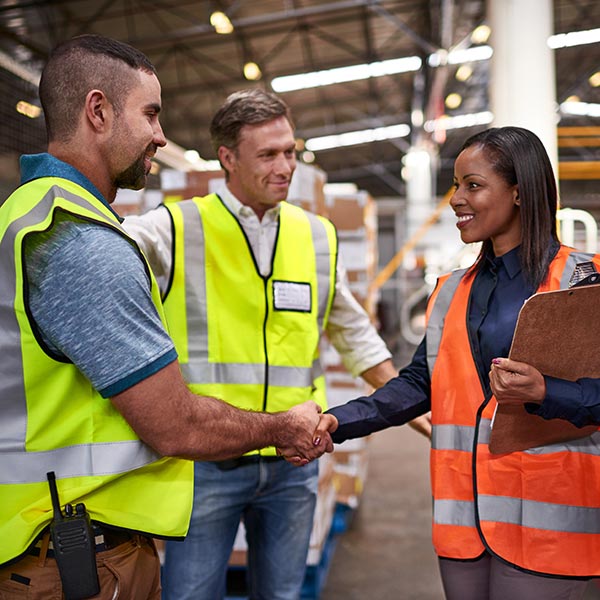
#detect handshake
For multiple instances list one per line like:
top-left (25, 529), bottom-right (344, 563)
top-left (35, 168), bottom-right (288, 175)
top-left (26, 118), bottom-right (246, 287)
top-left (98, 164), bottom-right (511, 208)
top-left (275, 401), bottom-right (339, 466)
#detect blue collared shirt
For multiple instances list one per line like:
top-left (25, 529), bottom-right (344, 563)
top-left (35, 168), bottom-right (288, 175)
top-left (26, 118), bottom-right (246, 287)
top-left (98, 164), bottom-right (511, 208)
top-left (19, 152), bottom-right (176, 397)
top-left (330, 245), bottom-right (600, 442)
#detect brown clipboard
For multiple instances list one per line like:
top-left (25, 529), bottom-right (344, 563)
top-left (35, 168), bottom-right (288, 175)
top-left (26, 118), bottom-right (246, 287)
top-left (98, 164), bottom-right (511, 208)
top-left (488, 283), bottom-right (600, 454)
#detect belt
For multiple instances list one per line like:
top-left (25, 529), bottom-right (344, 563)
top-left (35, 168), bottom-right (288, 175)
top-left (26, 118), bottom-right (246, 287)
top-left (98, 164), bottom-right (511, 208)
top-left (29, 525), bottom-right (136, 559)
top-left (213, 455), bottom-right (285, 471)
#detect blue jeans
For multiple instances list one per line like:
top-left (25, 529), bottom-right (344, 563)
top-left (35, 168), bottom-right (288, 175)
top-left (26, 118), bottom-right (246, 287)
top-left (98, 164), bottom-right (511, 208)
top-left (163, 458), bottom-right (319, 600)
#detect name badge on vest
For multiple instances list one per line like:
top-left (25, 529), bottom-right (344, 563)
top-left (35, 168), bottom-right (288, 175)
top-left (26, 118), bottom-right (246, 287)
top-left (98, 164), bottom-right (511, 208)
top-left (273, 281), bottom-right (312, 312)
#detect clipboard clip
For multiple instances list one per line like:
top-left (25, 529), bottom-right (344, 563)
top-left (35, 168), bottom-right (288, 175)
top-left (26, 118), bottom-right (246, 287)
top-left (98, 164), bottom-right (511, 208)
top-left (568, 261), bottom-right (600, 288)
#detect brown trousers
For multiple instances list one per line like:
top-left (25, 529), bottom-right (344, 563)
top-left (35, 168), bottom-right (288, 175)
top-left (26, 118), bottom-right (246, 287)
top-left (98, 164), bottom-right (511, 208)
top-left (0, 535), bottom-right (160, 599)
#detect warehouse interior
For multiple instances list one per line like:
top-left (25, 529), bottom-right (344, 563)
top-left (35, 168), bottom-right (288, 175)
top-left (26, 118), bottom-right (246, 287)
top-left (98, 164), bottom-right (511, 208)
top-left (1, 1), bottom-right (600, 598)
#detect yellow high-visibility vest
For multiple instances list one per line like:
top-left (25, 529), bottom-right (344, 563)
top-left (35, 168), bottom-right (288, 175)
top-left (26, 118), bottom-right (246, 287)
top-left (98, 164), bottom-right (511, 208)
top-left (0, 177), bottom-right (193, 566)
top-left (163, 195), bottom-right (337, 454)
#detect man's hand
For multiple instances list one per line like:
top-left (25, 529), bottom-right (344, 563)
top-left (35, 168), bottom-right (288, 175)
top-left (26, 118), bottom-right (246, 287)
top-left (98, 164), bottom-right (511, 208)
top-left (275, 401), bottom-right (334, 465)
top-left (278, 411), bottom-right (338, 467)
top-left (408, 412), bottom-right (432, 439)
top-left (489, 357), bottom-right (545, 405)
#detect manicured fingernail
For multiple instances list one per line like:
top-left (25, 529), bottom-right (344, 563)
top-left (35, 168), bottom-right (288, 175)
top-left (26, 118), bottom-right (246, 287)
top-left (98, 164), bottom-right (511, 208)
top-left (314, 437), bottom-right (321, 446)
top-left (492, 358), bottom-right (501, 365)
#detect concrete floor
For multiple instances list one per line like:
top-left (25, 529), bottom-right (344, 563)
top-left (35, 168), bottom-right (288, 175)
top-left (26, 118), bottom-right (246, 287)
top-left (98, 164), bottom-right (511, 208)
top-left (320, 425), bottom-right (443, 600)
top-left (320, 423), bottom-right (600, 600)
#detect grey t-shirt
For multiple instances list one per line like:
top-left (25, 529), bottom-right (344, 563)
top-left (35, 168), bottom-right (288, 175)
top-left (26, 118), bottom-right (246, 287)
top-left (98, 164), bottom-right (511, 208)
top-left (24, 210), bottom-right (177, 397)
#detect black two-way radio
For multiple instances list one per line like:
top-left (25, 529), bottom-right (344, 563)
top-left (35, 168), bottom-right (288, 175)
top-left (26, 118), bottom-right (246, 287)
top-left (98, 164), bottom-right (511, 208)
top-left (46, 471), bottom-right (100, 600)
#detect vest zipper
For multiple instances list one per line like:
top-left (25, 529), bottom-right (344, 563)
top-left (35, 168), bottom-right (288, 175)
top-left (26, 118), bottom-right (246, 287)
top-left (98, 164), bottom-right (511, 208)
top-left (261, 276), bottom-right (269, 412)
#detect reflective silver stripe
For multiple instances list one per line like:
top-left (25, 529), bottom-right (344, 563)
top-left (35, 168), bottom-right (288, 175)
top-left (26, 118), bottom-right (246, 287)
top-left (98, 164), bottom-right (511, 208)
top-left (426, 269), bottom-right (467, 375)
top-left (181, 361), bottom-right (317, 387)
top-left (433, 498), bottom-right (477, 528)
top-left (0, 185), bottom-right (119, 453)
top-left (479, 494), bottom-right (600, 534)
top-left (179, 200), bottom-right (209, 365)
top-left (562, 250), bottom-right (595, 288)
top-left (0, 441), bottom-right (161, 484)
top-left (523, 430), bottom-right (600, 455)
top-left (432, 419), bottom-right (491, 451)
top-left (304, 211), bottom-right (333, 329)
top-left (178, 201), bottom-right (332, 388)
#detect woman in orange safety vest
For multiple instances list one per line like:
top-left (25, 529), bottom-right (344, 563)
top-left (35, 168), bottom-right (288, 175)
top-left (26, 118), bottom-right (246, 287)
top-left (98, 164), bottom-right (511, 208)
top-left (317, 126), bottom-right (600, 600)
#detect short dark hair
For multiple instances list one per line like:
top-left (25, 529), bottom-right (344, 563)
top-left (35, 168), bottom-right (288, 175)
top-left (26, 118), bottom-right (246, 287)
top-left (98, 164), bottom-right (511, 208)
top-left (210, 88), bottom-right (294, 164)
top-left (460, 126), bottom-right (559, 289)
top-left (39, 34), bottom-right (157, 142)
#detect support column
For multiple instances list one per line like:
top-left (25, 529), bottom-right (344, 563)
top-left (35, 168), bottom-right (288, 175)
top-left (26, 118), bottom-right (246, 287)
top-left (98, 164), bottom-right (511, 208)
top-left (487, 0), bottom-right (558, 176)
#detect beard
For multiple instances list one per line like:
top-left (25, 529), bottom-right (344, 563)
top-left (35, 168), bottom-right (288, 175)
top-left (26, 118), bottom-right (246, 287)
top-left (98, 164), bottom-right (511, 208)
top-left (114, 151), bottom-right (148, 190)
top-left (113, 136), bottom-right (157, 190)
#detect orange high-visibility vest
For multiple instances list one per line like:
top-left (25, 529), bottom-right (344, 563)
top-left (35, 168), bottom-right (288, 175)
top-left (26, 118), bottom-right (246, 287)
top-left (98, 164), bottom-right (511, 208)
top-left (427, 245), bottom-right (600, 577)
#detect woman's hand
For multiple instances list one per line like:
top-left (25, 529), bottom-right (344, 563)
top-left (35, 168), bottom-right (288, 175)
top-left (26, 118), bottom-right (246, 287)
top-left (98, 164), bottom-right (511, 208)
top-left (489, 357), bottom-right (545, 405)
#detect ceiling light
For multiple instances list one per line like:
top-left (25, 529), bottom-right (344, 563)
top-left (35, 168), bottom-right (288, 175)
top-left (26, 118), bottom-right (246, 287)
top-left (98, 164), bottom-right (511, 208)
top-left (566, 95), bottom-right (580, 103)
top-left (428, 49), bottom-right (448, 67)
top-left (411, 109), bottom-right (424, 127)
top-left (560, 101), bottom-right (600, 118)
top-left (428, 45), bottom-right (493, 67)
top-left (455, 65), bottom-right (473, 82)
top-left (424, 111), bottom-right (494, 132)
top-left (471, 25), bottom-right (491, 44)
top-left (210, 11), bottom-right (233, 34)
top-left (243, 62), bottom-right (262, 81)
top-left (445, 93), bottom-right (462, 109)
top-left (302, 151), bottom-right (315, 163)
top-left (305, 123), bottom-right (410, 152)
top-left (16, 100), bottom-right (41, 118)
top-left (589, 72), bottom-right (600, 87)
top-left (448, 46), bottom-right (493, 64)
top-left (548, 27), bottom-right (600, 49)
top-left (271, 56), bottom-right (421, 93)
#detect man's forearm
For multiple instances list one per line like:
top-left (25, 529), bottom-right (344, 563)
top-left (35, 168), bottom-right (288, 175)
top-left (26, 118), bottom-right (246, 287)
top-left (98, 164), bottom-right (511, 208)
top-left (360, 358), bottom-right (397, 389)
top-left (112, 361), bottom-right (325, 461)
top-left (164, 392), bottom-right (321, 461)
top-left (167, 393), bottom-right (287, 460)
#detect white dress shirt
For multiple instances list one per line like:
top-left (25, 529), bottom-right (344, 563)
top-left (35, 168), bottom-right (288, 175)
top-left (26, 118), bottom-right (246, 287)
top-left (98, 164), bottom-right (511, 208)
top-left (124, 182), bottom-right (391, 377)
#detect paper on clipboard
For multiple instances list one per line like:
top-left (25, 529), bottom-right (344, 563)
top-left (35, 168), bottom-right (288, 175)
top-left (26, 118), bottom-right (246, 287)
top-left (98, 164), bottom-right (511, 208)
top-left (488, 283), bottom-right (600, 454)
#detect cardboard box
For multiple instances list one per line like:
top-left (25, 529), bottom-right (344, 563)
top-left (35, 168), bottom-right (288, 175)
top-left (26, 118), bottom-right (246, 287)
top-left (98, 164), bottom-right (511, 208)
top-left (332, 443), bottom-right (370, 508)
top-left (287, 162), bottom-right (327, 216)
top-left (160, 168), bottom-right (226, 201)
top-left (325, 190), bottom-right (376, 235)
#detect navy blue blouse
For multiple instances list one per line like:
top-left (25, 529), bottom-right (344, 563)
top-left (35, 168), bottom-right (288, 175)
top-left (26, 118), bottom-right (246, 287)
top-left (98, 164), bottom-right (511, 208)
top-left (329, 246), bottom-right (600, 443)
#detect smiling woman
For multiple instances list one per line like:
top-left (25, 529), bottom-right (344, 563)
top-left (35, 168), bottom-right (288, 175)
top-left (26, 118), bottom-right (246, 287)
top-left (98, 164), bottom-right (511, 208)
top-left (316, 126), bottom-right (600, 600)
top-left (451, 143), bottom-right (521, 255)
top-left (452, 126), bottom-right (559, 289)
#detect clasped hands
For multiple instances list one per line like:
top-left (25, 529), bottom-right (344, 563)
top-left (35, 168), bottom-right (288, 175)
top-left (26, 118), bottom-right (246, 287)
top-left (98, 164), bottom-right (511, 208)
top-left (276, 401), bottom-right (339, 466)
top-left (276, 358), bottom-right (546, 467)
